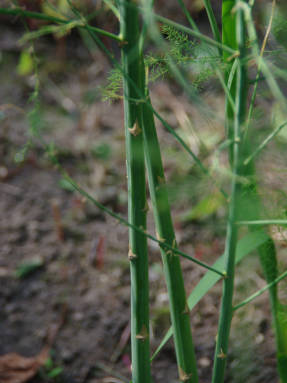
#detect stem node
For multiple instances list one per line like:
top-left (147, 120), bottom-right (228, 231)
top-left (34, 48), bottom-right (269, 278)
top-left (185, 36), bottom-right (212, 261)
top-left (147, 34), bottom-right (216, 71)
top-left (128, 120), bottom-right (142, 136)
top-left (128, 248), bottom-right (137, 260)
top-left (217, 349), bottom-right (227, 359)
top-left (135, 325), bottom-right (149, 341)
top-left (182, 301), bottom-right (190, 315)
top-left (179, 367), bottom-right (193, 382)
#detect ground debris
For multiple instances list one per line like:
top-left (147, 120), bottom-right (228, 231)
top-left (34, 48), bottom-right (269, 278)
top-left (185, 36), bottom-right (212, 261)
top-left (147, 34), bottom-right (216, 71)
top-left (0, 347), bottom-right (49, 383)
top-left (0, 307), bottom-right (66, 383)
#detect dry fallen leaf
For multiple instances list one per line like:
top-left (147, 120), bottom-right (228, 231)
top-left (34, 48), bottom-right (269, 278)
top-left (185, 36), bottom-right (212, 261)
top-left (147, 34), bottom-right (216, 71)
top-left (0, 347), bottom-right (49, 383)
top-left (0, 306), bottom-right (67, 383)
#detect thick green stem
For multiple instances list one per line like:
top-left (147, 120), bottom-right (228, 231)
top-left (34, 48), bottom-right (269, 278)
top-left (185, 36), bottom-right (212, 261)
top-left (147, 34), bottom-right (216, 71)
top-left (222, 0), bottom-right (238, 165)
top-left (141, 93), bottom-right (198, 383)
top-left (119, 3), bottom-right (151, 382)
top-left (211, 2), bottom-right (247, 382)
top-left (138, 4), bottom-right (198, 379)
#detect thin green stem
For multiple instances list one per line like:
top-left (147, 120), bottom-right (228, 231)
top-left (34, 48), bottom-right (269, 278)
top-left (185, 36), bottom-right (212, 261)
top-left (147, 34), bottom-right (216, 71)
top-left (176, 0), bottom-right (235, 116)
top-left (176, 0), bottom-right (199, 30)
top-left (244, 121), bottom-right (287, 165)
top-left (60, 173), bottom-right (224, 275)
top-left (244, 0), bottom-right (276, 141)
top-left (202, 0), bottom-right (221, 46)
top-left (216, 68), bottom-right (236, 113)
top-left (233, 269), bottom-right (287, 311)
top-left (240, 1), bottom-right (286, 110)
top-left (212, 2), bottom-right (247, 382)
top-left (222, 0), bottom-right (238, 165)
top-left (103, 0), bottom-right (120, 19)
top-left (0, 6), bottom-right (122, 42)
top-left (237, 220), bottom-right (287, 226)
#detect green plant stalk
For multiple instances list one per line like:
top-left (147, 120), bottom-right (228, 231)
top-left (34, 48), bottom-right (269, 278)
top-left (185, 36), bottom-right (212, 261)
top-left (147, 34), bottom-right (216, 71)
top-left (141, 92), bottom-right (198, 382)
top-left (139, 8), bottom-right (198, 377)
top-left (244, 0), bottom-right (276, 140)
top-left (235, 3), bottom-right (287, 380)
top-left (176, 0), bottom-right (198, 30)
top-left (244, 121), bottom-right (287, 165)
top-left (202, 0), bottom-right (221, 45)
top-left (222, 0), bottom-right (238, 165)
top-left (118, 2), bottom-right (151, 382)
top-left (175, 0), bottom-right (235, 119)
top-left (176, 0), bottom-right (234, 114)
top-left (211, 2), bottom-right (247, 382)
top-left (142, 20), bottom-right (229, 201)
top-left (234, 269), bottom-right (287, 311)
top-left (238, 220), bottom-right (287, 226)
top-left (151, 230), bottom-right (269, 361)
top-left (220, 1), bottom-right (287, 381)
top-left (241, 1), bottom-right (286, 110)
top-left (239, 158), bottom-right (287, 382)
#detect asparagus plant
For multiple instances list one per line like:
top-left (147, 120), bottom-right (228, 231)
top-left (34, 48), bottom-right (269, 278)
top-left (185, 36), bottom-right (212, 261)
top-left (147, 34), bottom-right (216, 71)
top-left (2, 2), bottom-right (287, 382)
top-left (141, 94), bottom-right (199, 382)
top-left (140, 2), bottom-right (198, 381)
top-left (212, 1), bottom-right (248, 382)
top-left (118, 2), bottom-right (151, 382)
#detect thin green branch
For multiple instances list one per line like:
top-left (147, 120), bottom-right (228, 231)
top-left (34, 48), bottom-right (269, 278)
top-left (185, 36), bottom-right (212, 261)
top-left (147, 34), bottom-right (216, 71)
top-left (240, 1), bottom-right (286, 110)
top-left (176, 0), bottom-right (199, 30)
top-left (103, 0), bottom-right (120, 19)
top-left (175, 0), bottom-right (234, 115)
top-left (237, 220), bottom-right (287, 226)
top-left (244, 120), bottom-right (287, 165)
top-left (25, 36), bottom-right (221, 279)
top-left (244, 0), bottom-right (276, 141)
top-left (233, 269), bottom-right (287, 311)
top-left (202, 0), bottom-right (221, 46)
top-left (216, 68), bottom-right (236, 113)
top-left (0, 6), bottom-right (122, 42)
top-left (61, 173), bottom-right (224, 276)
